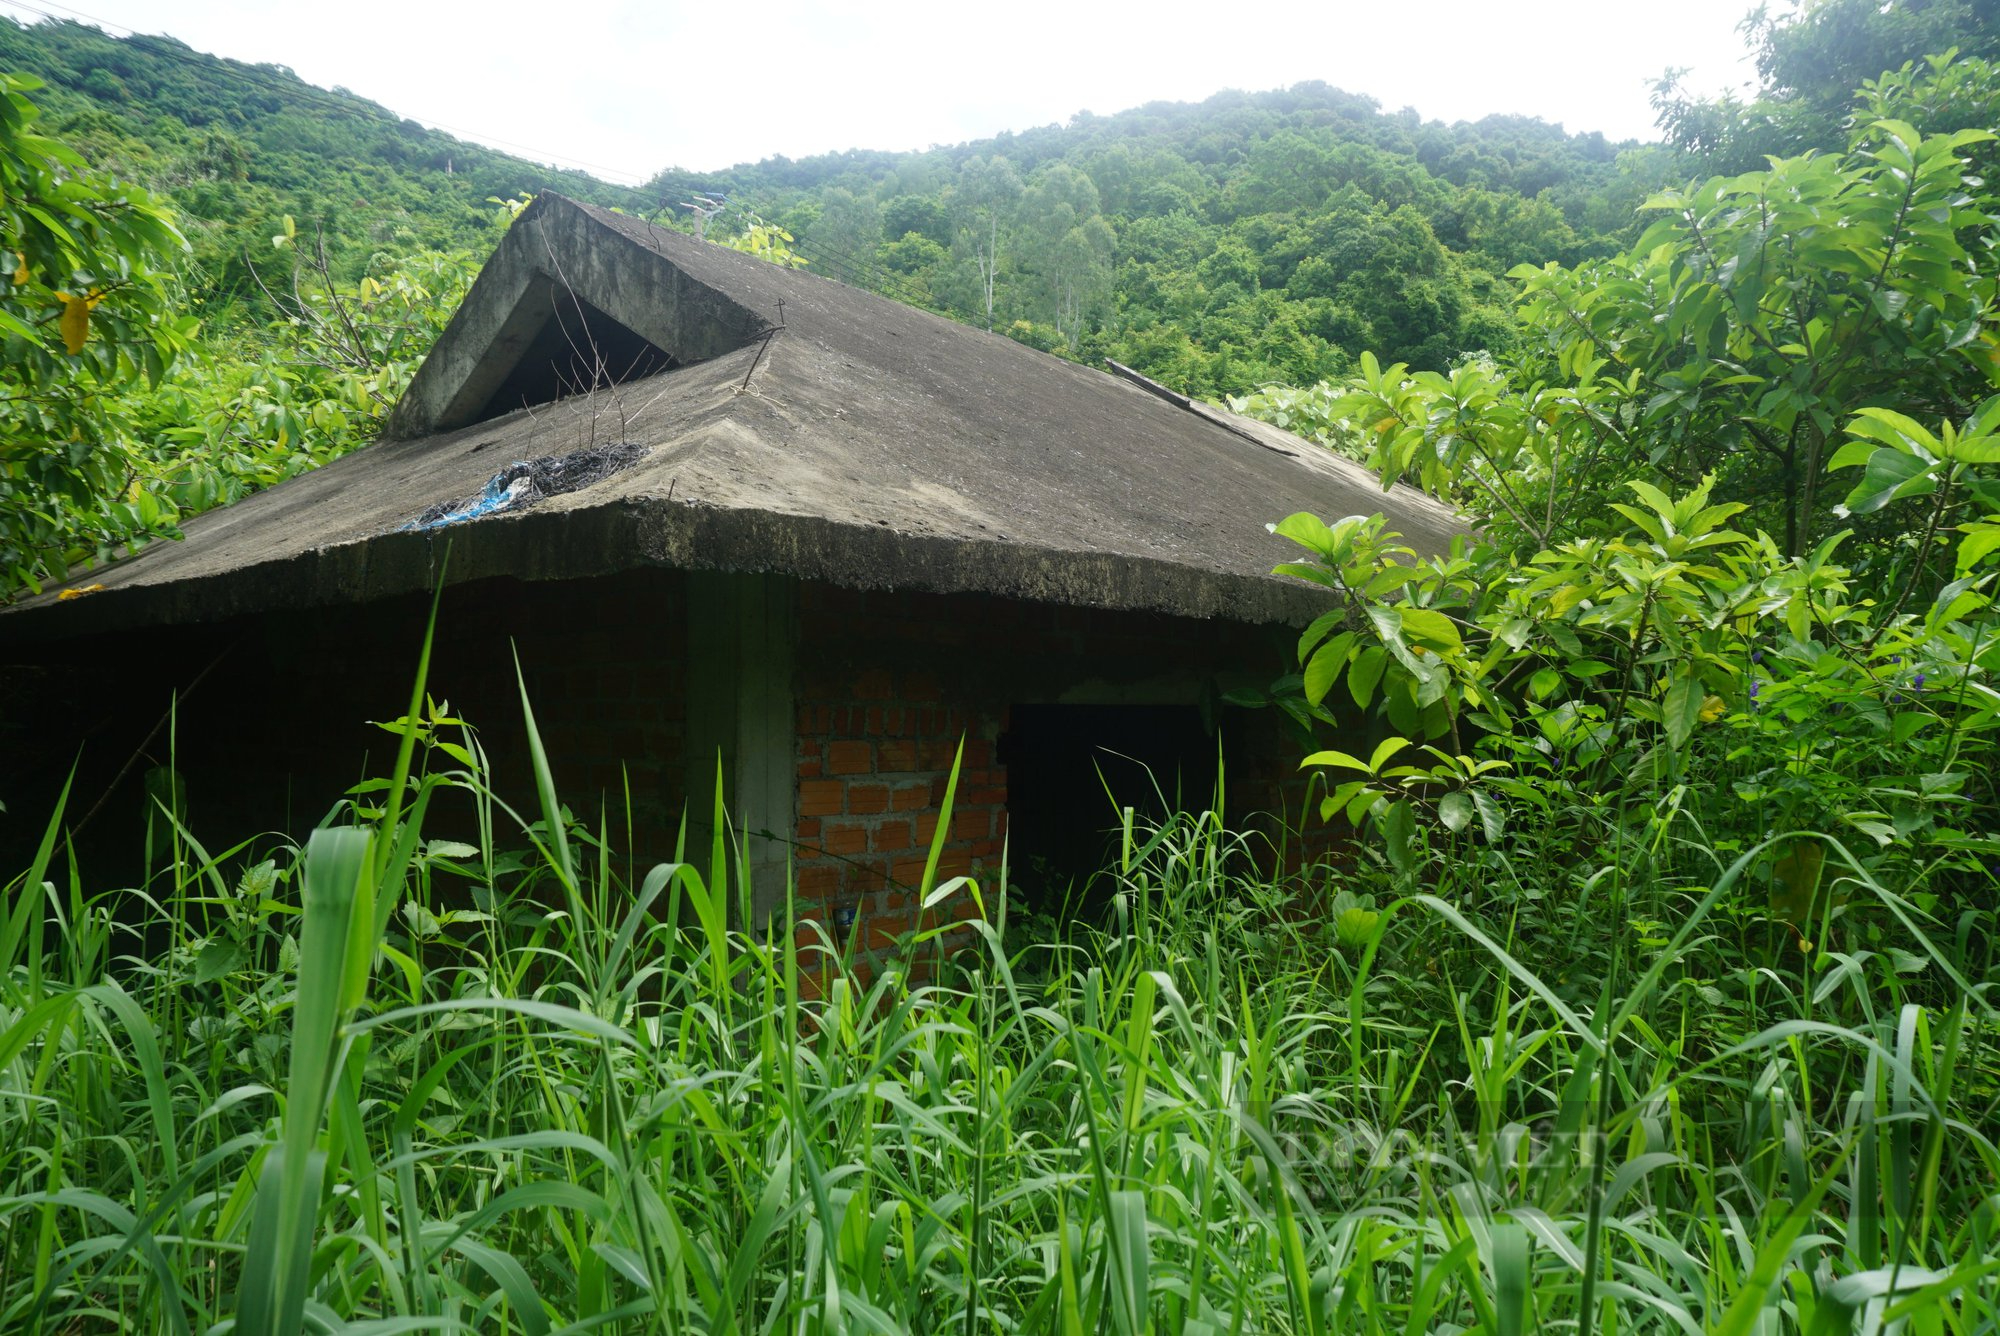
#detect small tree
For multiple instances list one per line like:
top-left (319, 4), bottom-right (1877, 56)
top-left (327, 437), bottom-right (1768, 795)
top-left (1233, 61), bottom-right (2000, 912)
top-left (0, 70), bottom-right (192, 594)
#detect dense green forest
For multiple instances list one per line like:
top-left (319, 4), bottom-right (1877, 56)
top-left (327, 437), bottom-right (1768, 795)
top-left (0, 12), bottom-right (1650, 388)
top-left (2, 2), bottom-right (1998, 597)
top-left (0, 10), bottom-right (1667, 596)
top-left (4, 3), bottom-right (2000, 1331)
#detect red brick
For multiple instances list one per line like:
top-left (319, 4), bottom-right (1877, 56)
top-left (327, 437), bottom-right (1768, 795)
top-left (827, 741), bottom-right (873, 775)
top-left (876, 740), bottom-right (919, 773)
top-left (797, 758), bottom-right (823, 779)
top-left (871, 818), bottom-right (914, 852)
top-left (797, 817), bottom-right (822, 839)
top-left (797, 865), bottom-right (839, 897)
top-left (891, 783), bottom-right (928, 812)
top-left (821, 821), bottom-right (867, 856)
top-left (848, 783), bottom-right (890, 815)
top-left (853, 668), bottom-right (895, 700)
top-left (795, 964), bottom-right (832, 1004)
top-left (800, 780), bottom-right (844, 816)
top-left (952, 809), bottom-right (990, 841)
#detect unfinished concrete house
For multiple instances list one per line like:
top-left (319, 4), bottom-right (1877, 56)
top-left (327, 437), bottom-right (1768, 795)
top-left (1, 194), bottom-right (1462, 950)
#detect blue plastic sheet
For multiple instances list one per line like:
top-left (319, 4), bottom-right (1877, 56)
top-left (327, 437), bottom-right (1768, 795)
top-left (405, 469), bottom-right (534, 531)
top-left (403, 442), bottom-right (646, 531)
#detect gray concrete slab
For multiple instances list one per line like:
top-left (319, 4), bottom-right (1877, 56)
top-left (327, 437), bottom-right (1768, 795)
top-left (2, 194), bottom-right (1466, 643)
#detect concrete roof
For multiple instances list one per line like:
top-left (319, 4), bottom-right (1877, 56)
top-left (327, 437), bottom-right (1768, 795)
top-left (2, 194), bottom-right (1465, 642)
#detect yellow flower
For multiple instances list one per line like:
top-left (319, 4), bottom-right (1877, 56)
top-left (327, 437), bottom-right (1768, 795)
top-left (1698, 694), bottom-right (1727, 723)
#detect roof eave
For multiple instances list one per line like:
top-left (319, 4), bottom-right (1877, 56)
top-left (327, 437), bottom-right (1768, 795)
top-left (0, 498), bottom-right (1338, 645)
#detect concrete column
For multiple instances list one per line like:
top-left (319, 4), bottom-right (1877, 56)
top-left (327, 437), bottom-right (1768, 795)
top-left (684, 571), bottom-right (796, 932)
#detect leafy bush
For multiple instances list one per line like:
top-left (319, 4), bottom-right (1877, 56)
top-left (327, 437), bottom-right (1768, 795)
top-left (0, 636), bottom-right (1994, 1331)
top-left (0, 70), bottom-right (192, 591)
top-left (1230, 62), bottom-right (2000, 950)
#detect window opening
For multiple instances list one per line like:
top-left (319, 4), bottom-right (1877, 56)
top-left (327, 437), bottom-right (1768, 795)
top-left (998, 704), bottom-right (1221, 922)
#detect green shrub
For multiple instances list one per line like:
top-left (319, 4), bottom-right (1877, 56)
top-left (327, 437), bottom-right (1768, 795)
top-left (0, 633), bottom-right (1993, 1333)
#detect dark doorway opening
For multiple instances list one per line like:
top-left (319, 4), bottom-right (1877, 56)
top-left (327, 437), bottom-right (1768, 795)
top-left (999, 704), bottom-right (1220, 919)
top-left (473, 294), bottom-right (677, 424)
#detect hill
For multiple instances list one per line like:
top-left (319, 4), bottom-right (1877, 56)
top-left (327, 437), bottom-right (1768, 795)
top-left (0, 16), bottom-right (1661, 395)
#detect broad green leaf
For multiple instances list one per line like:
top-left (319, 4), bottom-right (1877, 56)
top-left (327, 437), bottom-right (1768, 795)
top-left (1302, 633), bottom-right (1354, 706)
top-left (1843, 448), bottom-right (1936, 514)
top-left (1399, 606), bottom-right (1462, 653)
top-left (1270, 511), bottom-right (1336, 555)
top-left (1663, 674), bottom-right (1702, 750)
top-left (1349, 645), bottom-right (1389, 708)
top-left (1368, 735), bottom-right (1413, 773)
top-left (1302, 748), bottom-right (1371, 774)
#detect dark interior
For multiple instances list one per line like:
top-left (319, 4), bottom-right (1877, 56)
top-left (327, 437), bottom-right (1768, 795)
top-left (474, 295), bottom-right (677, 423)
top-left (998, 704), bottom-right (1219, 918)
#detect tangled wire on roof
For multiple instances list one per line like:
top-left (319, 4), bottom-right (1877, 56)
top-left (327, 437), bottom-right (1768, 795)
top-left (406, 442), bottom-right (647, 530)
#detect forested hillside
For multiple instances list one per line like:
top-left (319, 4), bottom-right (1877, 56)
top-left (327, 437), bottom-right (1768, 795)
top-left (679, 91), bottom-right (1652, 392)
top-left (6, 6), bottom-right (2000, 1330)
top-left (0, 13), bottom-right (1674, 595)
top-left (1, 15), bottom-right (1650, 393)
top-left (0, 2), bottom-right (1993, 595)
top-left (0, 19), bottom-right (634, 299)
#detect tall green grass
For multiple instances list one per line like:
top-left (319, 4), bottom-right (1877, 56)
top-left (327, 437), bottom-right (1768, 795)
top-left (1, 674), bottom-right (1995, 1332)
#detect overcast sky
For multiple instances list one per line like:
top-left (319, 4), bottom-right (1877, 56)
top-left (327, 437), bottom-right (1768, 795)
top-left (16, 0), bottom-right (1769, 181)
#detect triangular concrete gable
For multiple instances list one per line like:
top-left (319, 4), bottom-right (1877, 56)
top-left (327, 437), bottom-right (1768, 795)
top-left (384, 195), bottom-right (775, 439)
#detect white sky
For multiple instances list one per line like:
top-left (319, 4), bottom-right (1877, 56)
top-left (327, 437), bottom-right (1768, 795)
top-left (16, 0), bottom-right (1767, 181)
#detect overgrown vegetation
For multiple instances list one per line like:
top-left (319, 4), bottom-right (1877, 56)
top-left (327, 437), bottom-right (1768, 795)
top-left (0, 9), bottom-right (1651, 596)
top-left (1, 641), bottom-right (1994, 1331)
top-left (4, 2), bottom-right (1995, 597)
top-left (3, 5), bottom-right (1999, 1330)
top-left (0, 54), bottom-right (492, 593)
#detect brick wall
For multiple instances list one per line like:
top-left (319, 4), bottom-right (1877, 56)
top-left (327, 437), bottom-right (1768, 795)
top-left (781, 581), bottom-right (1354, 976)
top-left (1, 570), bottom-right (692, 880)
top-left (790, 670), bottom-right (1000, 969)
top-left (6, 567), bottom-right (1358, 956)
